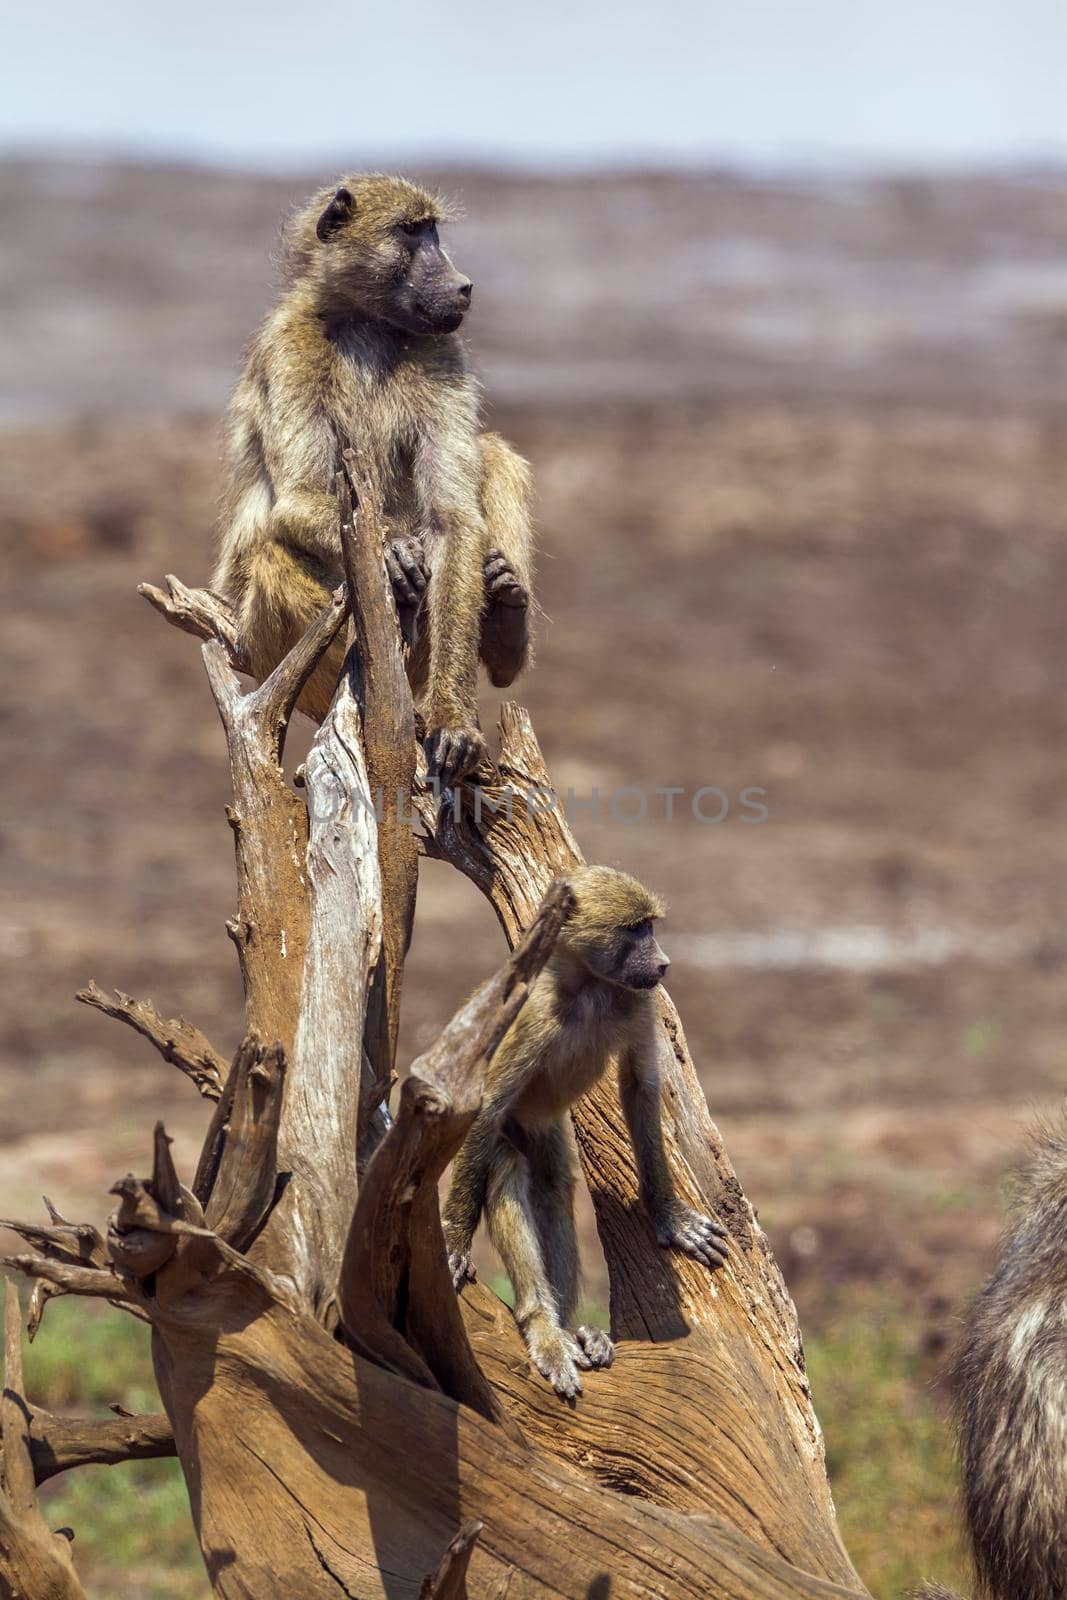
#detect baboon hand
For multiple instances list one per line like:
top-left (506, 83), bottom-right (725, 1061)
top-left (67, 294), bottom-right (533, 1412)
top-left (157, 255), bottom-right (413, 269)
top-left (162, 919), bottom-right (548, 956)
top-left (483, 549), bottom-right (529, 609)
top-left (448, 1249), bottom-right (476, 1291)
top-left (386, 536), bottom-right (429, 609)
top-left (656, 1205), bottom-right (729, 1271)
top-left (575, 1324), bottom-right (615, 1368)
top-left (526, 1325), bottom-right (591, 1401)
top-left (424, 722), bottom-right (488, 787)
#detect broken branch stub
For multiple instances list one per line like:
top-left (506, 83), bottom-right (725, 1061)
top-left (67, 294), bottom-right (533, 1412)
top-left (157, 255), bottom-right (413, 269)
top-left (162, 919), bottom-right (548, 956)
top-left (0, 1283), bottom-right (87, 1600)
top-left (75, 982), bottom-right (226, 1101)
top-left (337, 881), bottom-right (574, 1424)
top-left (272, 662), bottom-right (383, 1313)
top-left (200, 584), bottom-right (347, 1057)
top-left (338, 447), bottom-right (420, 1111)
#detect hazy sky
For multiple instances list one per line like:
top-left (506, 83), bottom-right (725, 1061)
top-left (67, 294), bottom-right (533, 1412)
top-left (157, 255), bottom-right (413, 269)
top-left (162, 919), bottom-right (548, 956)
top-left (5, 0), bottom-right (1066, 169)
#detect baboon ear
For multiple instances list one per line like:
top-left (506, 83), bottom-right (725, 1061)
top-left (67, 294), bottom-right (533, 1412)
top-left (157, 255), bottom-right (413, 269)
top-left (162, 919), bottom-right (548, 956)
top-left (316, 187), bottom-right (355, 242)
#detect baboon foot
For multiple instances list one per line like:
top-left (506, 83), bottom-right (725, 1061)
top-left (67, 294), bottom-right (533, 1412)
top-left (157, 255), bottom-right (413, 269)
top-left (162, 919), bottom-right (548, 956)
top-left (483, 549), bottom-right (529, 610)
top-left (575, 1324), bottom-right (615, 1368)
top-left (448, 1250), bottom-right (476, 1291)
top-left (656, 1205), bottom-right (729, 1271)
top-left (526, 1324), bottom-right (590, 1401)
top-left (385, 536), bottom-right (429, 609)
top-left (424, 722), bottom-right (488, 787)
top-left (481, 549), bottom-right (530, 687)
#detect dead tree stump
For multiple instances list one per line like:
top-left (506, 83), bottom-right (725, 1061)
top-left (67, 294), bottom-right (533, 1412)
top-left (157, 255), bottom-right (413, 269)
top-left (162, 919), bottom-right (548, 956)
top-left (0, 469), bottom-right (871, 1599)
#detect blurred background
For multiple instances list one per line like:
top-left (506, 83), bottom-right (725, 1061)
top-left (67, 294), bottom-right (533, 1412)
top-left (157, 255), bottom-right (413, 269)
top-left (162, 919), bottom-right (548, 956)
top-left (2, 3), bottom-right (1065, 1594)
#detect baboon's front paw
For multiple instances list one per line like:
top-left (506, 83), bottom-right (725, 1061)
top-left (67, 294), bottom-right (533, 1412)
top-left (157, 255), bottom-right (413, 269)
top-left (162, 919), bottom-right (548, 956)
top-left (385, 536), bottom-right (429, 609)
top-left (447, 1250), bottom-right (476, 1291)
top-left (657, 1206), bottom-right (729, 1271)
top-left (483, 549), bottom-right (529, 610)
top-left (575, 1324), bottom-right (615, 1369)
top-left (424, 723), bottom-right (488, 787)
top-left (527, 1327), bottom-right (589, 1401)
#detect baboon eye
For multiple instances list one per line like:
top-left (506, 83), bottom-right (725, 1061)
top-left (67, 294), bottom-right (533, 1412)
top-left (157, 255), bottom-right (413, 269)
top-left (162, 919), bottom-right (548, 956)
top-left (401, 220), bottom-right (423, 236)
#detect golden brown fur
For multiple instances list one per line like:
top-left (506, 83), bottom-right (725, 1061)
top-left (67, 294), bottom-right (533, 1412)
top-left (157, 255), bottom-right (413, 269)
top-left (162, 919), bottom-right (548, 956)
top-left (442, 865), bottom-right (728, 1399)
top-left (213, 174), bottom-right (533, 781)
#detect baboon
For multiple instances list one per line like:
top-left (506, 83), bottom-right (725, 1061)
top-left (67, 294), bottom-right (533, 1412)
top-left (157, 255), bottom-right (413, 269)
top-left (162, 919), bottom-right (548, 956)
top-left (213, 173), bottom-right (533, 784)
top-left (915, 1114), bottom-right (1067, 1600)
top-left (905, 1112), bottom-right (1067, 1599)
top-left (442, 865), bottom-right (729, 1399)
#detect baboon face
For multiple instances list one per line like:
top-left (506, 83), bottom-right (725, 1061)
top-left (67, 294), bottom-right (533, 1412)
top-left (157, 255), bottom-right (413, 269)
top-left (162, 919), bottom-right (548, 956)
top-left (598, 919), bottom-right (671, 991)
top-left (314, 180), bottom-right (473, 336)
top-left (387, 215), bottom-right (473, 335)
top-left (562, 866), bottom-right (670, 991)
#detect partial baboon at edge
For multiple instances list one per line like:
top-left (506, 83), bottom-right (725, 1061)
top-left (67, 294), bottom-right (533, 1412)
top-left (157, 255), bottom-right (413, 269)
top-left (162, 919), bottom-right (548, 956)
top-left (442, 865), bottom-right (729, 1399)
top-left (904, 1112), bottom-right (1067, 1600)
top-left (921, 1115), bottom-right (1067, 1600)
top-left (213, 173), bottom-right (534, 784)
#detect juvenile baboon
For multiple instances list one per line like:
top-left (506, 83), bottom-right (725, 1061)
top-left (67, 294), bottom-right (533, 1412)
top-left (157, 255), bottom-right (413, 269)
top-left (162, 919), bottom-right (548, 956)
top-left (442, 865), bottom-right (729, 1399)
top-left (213, 174), bottom-right (533, 783)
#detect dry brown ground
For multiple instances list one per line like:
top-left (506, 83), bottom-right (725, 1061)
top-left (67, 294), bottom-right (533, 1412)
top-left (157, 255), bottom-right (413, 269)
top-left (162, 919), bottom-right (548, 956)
top-left (1, 160), bottom-right (1065, 1349)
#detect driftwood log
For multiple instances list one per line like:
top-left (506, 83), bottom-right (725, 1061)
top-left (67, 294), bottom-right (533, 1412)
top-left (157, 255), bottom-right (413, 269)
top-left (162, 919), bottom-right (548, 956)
top-left (0, 464), bottom-right (876, 1599)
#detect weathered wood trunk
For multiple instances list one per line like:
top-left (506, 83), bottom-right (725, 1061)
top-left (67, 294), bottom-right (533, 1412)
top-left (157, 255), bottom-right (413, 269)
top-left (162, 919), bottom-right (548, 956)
top-left (0, 470), bottom-right (873, 1600)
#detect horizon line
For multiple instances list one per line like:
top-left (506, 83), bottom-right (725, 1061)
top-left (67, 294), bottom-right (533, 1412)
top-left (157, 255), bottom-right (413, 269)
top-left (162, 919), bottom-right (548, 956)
top-left (4, 138), bottom-right (1066, 186)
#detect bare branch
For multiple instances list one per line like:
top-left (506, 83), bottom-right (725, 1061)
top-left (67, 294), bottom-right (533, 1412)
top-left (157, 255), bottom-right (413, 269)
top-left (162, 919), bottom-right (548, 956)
top-left (406, 877), bottom-right (575, 1107)
top-left (107, 1122), bottom-right (249, 1285)
top-left (138, 574), bottom-right (248, 670)
top-left (201, 1035), bottom-right (285, 1253)
top-left (415, 701), bottom-right (583, 927)
top-left (2, 1255), bottom-right (144, 1307)
top-left (0, 1213), bottom-right (106, 1271)
top-left (109, 1178), bottom-right (200, 1241)
top-left (26, 1279), bottom-right (59, 1343)
top-left (199, 590), bottom-right (346, 775)
top-left (27, 1406), bottom-right (175, 1486)
top-left (150, 1121), bottom-right (184, 1217)
top-left (76, 981), bottom-right (226, 1101)
top-left (0, 1283), bottom-right (87, 1598)
top-left (338, 448), bottom-right (419, 1124)
top-left (199, 642), bottom-right (311, 1054)
top-left (275, 664), bottom-right (381, 1314)
top-left (337, 882), bottom-right (573, 1422)
top-left (192, 1043), bottom-right (238, 1209)
top-left (6, 1207), bottom-right (146, 1337)
top-left (418, 1519), bottom-right (483, 1600)
top-left (142, 575), bottom-right (350, 1064)
top-left (3, 1283), bottom-right (35, 1518)
top-left (249, 585), bottom-right (348, 766)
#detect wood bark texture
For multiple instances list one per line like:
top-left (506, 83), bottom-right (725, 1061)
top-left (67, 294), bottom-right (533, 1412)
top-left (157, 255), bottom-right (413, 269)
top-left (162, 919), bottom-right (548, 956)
top-left (0, 469), bottom-right (872, 1600)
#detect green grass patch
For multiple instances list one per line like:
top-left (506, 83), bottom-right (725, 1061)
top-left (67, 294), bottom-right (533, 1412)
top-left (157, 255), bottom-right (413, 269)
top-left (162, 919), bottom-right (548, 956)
top-left (40, 1461), bottom-right (206, 1600)
top-left (21, 1293), bottom-right (207, 1599)
top-left (805, 1292), bottom-right (969, 1599)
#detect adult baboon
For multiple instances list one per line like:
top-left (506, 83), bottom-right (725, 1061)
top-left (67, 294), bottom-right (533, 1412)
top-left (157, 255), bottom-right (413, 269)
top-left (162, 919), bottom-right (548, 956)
top-left (214, 174), bottom-right (533, 782)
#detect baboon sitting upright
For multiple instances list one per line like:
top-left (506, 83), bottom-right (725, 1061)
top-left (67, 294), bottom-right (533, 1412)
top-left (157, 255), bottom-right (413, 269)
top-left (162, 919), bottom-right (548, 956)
top-left (213, 173), bottom-right (533, 783)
